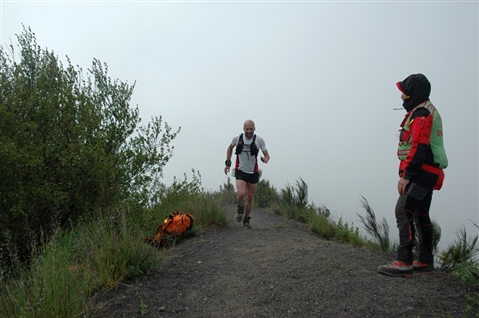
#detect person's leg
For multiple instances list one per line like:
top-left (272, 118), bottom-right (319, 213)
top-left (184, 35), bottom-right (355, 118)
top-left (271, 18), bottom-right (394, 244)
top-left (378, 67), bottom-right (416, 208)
top-left (378, 183), bottom-right (430, 277)
top-left (244, 182), bottom-right (257, 218)
top-left (235, 178), bottom-right (247, 222)
top-left (242, 173), bottom-right (259, 228)
top-left (377, 193), bottom-right (416, 277)
top-left (236, 178), bottom-right (247, 208)
top-left (395, 193), bottom-right (416, 265)
top-left (414, 190), bottom-right (434, 265)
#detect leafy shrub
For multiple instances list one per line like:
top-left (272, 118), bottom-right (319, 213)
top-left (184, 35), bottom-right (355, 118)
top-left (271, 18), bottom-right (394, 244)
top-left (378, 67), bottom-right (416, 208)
top-left (334, 217), bottom-right (362, 245)
top-left (255, 179), bottom-right (280, 208)
top-left (0, 26), bottom-right (179, 263)
top-left (309, 214), bottom-right (336, 240)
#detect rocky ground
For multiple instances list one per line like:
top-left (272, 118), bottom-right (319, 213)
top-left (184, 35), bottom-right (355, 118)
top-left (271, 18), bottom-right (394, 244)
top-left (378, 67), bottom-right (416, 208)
top-left (91, 205), bottom-right (479, 318)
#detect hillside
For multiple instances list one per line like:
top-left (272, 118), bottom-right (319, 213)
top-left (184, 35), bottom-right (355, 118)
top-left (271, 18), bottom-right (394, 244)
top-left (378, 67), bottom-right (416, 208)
top-left (91, 205), bottom-right (478, 317)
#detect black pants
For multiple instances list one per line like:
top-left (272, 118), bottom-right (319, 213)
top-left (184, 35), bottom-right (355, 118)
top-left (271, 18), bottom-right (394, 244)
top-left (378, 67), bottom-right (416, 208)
top-left (395, 182), bottom-right (434, 265)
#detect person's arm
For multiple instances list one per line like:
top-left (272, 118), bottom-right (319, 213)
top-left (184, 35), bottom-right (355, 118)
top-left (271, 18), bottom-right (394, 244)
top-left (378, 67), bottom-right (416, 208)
top-left (224, 144), bottom-right (234, 175)
top-left (261, 149), bottom-right (270, 164)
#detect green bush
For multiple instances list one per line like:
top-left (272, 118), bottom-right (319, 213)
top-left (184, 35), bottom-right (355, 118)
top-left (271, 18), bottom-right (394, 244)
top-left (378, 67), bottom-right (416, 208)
top-left (309, 214), bottom-right (336, 240)
top-left (334, 217), bottom-right (363, 245)
top-left (453, 261), bottom-right (479, 287)
top-left (255, 179), bottom-right (280, 208)
top-left (0, 26), bottom-right (179, 263)
top-left (78, 208), bottom-right (163, 287)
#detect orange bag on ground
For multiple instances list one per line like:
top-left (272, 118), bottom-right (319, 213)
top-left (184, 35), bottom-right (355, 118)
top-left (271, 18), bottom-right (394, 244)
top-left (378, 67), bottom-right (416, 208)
top-left (145, 210), bottom-right (194, 248)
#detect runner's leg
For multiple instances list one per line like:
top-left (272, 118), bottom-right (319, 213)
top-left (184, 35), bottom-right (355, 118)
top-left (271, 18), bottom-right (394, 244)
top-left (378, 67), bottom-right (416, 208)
top-left (236, 178), bottom-right (247, 208)
top-left (245, 182), bottom-right (257, 217)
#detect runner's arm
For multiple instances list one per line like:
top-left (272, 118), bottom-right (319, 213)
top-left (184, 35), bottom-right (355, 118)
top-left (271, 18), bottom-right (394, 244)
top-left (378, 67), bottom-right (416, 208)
top-left (224, 144), bottom-right (235, 174)
top-left (261, 149), bottom-right (270, 164)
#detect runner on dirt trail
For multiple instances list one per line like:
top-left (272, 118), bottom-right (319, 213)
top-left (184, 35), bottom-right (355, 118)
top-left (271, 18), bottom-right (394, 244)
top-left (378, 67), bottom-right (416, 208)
top-left (224, 119), bottom-right (270, 229)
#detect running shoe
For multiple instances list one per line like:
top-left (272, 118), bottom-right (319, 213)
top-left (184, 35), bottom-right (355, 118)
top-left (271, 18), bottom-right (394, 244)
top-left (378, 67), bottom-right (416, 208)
top-left (243, 216), bottom-right (251, 229)
top-left (235, 206), bottom-right (244, 222)
top-left (413, 260), bottom-right (434, 273)
top-left (378, 261), bottom-right (414, 277)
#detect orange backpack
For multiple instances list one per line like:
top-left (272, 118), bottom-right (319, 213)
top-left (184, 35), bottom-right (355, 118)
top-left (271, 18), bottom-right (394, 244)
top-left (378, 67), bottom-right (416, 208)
top-left (145, 210), bottom-right (194, 248)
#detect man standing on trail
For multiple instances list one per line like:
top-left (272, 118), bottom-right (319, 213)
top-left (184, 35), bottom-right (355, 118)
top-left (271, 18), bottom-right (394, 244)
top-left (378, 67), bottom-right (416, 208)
top-left (224, 120), bottom-right (270, 229)
top-left (378, 74), bottom-right (448, 277)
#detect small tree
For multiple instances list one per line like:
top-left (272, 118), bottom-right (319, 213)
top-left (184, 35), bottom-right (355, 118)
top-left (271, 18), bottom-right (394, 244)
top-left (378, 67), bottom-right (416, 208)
top-left (0, 26), bottom-right (179, 264)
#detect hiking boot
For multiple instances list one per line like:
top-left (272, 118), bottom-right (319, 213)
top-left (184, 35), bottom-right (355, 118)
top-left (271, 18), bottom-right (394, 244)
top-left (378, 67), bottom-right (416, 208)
top-left (413, 261), bottom-right (434, 273)
top-left (378, 261), bottom-right (413, 277)
top-left (243, 216), bottom-right (251, 229)
top-left (235, 206), bottom-right (244, 222)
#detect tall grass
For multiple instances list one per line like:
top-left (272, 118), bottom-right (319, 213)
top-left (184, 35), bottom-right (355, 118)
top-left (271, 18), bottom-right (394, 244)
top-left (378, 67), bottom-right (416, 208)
top-left (357, 195), bottom-right (392, 252)
top-left (0, 233), bottom-right (92, 318)
top-left (280, 178), bottom-right (309, 209)
top-left (256, 177), bottom-right (364, 246)
top-left (76, 208), bottom-right (163, 288)
top-left (438, 227), bottom-right (479, 272)
top-left (0, 173), bottom-right (227, 318)
top-left (218, 177), bottom-right (237, 205)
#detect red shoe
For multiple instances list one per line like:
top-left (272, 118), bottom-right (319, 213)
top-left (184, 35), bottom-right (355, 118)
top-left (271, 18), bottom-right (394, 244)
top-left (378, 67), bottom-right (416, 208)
top-left (378, 261), bottom-right (414, 277)
top-left (413, 261), bottom-right (434, 273)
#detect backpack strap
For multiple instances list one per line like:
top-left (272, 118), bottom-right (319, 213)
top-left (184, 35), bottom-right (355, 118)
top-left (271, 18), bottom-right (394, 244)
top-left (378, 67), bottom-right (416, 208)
top-left (250, 135), bottom-right (258, 157)
top-left (235, 133), bottom-right (244, 155)
top-left (235, 133), bottom-right (258, 156)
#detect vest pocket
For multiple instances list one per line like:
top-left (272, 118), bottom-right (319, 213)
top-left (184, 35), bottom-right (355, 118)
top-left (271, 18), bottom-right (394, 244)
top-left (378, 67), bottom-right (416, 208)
top-left (399, 128), bottom-right (410, 143)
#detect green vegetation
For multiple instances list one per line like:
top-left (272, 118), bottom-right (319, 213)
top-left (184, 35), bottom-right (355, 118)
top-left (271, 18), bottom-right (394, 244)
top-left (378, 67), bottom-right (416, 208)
top-left (0, 26), bottom-right (179, 267)
top-left (0, 174), bottom-right (227, 318)
top-left (254, 178), bottom-right (280, 208)
top-left (256, 177), bottom-right (363, 245)
top-left (357, 195), bottom-right (392, 252)
top-left (0, 26), bottom-right (225, 318)
top-left (1, 26), bottom-right (477, 317)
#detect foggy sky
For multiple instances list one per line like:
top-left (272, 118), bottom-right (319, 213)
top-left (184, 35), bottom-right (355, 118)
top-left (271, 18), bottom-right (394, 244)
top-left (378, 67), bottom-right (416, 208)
top-left (2, 0), bottom-right (478, 248)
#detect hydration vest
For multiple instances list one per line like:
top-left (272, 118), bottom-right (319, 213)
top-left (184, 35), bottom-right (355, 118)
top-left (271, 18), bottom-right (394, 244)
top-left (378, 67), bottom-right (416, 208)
top-left (235, 133), bottom-right (259, 157)
top-left (398, 101), bottom-right (448, 169)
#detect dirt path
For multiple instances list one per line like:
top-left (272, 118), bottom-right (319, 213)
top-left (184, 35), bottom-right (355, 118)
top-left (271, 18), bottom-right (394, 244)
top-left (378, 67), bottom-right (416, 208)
top-left (91, 205), bottom-right (478, 317)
